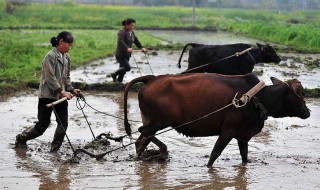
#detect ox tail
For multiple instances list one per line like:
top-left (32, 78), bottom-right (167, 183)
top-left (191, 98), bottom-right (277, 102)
top-left (124, 75), bottom-right (156, 137)
top-left (177, 43), bottom-right (202, 69)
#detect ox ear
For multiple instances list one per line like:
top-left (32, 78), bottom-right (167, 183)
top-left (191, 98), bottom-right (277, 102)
top-left (256, 43), bottom-right (263, 49)
top-left (289, 79), bottom-right (302, 92)
top-left (270, 77), bottom-right (283, 85)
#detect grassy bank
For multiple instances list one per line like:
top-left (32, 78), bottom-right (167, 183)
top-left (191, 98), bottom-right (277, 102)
top-left (1, 3), bottom-right (319, 53)
top-left (1, 3), bottom-right (320, 95)
top-left (210, 9), bottom-right (320, 52)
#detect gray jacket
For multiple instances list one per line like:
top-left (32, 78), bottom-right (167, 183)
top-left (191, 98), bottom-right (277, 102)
top-left (115, 28), bottom-right (143, 58)
top-left (38, 47), bottom-right (74, 100)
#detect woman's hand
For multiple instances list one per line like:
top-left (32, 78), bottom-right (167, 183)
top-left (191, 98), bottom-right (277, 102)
top-left (72, 89), bottom-right (81, 95)
top-left (127, 48), bottom-right (133, 53)
top-left (141, 48), bottom-right (147, 52)
top-left (60, 91), bottom-right (73, 100)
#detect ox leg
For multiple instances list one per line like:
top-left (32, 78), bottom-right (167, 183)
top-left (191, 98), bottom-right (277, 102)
top-left (135, 136), bottom-right (167, 155)
top-left (135, 134), bottom-right (151, 156)
top-left (135, 134), bottom-right (144, 154)
top-left (207, 134), bottom-right (232, 167)
top-left (238, 140), bottom-right (248, 163)
top-left (150, 136), bottom-right (167, 153)
top-left (136, 124), bottom-right (168, 156)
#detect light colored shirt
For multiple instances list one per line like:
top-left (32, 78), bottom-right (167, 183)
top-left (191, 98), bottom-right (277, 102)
top-left (38, 47), bottom-right (73, 100)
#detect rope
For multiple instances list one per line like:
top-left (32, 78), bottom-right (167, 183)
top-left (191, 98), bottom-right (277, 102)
top-left (156, 55), bottom-right (180, 62)
top-left (144, 52), bottom-right (154, 75)
top-left (73, 92), bottom-right (251, 159)
top-left (75, 96), bottom-right (141, 123)
top-left (75, 96), bottom-right (96, 139)
top-left (131, 54), bottom-right (143, 77)
top-left (181, 47), bottom-right (254, 74)
top-left (51, 105), bottom-right (75, 153)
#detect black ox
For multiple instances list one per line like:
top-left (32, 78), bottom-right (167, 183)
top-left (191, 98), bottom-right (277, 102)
top-left (177, 43), bottom-right (281, 75)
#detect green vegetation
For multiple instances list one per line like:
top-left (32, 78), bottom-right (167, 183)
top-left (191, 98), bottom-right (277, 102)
top-left (305, 87), bottom-right (320, 98)
top-left (0, 29), bottom-right (167, 83)
top-left (1, 3), bottom-right (319, 52)
top-left (1, 2), bottom-right (320, 94)
top-left (211, 9), bottom-right (320, 52)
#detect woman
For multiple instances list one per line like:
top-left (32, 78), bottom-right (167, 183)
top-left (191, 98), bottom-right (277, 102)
top-left (15, 31), bottom-right (81, 153)
top-left (111, 18), bottom-right (147, 82)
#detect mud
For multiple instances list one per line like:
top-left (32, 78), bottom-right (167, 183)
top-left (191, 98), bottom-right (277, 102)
top-left (1, 30), bottom-right (320, 189)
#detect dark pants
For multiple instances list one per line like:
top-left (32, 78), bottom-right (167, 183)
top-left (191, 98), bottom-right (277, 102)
top-left (19, 98), bottom-right (68, 150)
top-left (113, 56), bottom-right (131, 82)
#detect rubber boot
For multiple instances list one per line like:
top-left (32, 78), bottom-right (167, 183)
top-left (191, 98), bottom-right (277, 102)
top-left (117, 74), bottom-right (125, 82)
top-left (15, 126), bottom-right (41, 148)
top-left (111, 73), bottom-right (117, 82)
top-left (50, 124), bottom-right (67, 153)
top-left (113, 68), bottom-right (126, 82)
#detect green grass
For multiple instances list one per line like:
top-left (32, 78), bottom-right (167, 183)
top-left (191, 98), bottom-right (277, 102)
top-left (209, 9), bottom-right (320, 52)
top-left (0, 29), bottom-right (167, 84)
top-left (1, 3), bottom-right (320, 93)
top-left (1, 3), bottom-right (320, 52)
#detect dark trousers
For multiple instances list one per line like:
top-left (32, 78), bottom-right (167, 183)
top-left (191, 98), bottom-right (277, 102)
top-left (113, 57), bottom-right (131, 82)
top-left (19, 98), bottom-right (68, 150)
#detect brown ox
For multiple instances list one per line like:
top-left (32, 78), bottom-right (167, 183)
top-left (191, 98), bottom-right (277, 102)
top-left (123, 73), bottom-right (310, 166)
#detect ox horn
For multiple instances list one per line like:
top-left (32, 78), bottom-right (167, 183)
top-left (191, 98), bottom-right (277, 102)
top-left (270, 77), bottom-right (283, 85)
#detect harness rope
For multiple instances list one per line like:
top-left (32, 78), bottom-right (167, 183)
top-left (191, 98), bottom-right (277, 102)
top-left (144, 52), bottom-right (154, 75)
top-left (51, 105), bottom-right (75, 152)
top-left (181, 47), bottom-right (254, 74)
top-left (131, 54), bottom-right (143, 77)
top-left (131, 52), bottom-right (154, 76)
top-left (49, 47), bottom-right (268, 159)
top-left (72, 80), bottom-right (266, 159)
top-left (75, 95), bottom-right (96, 139)
top-left (75, 96), bottom-right (141, 123)
top-left (73, 94), bottom-right (241, 160)
top-left (129, 47), bottom-right (255, 76)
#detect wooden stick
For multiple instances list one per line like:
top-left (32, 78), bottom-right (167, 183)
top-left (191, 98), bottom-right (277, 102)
top-left (132, 50), bottom-right (143, 52)
top-left (46, 97), bottom-right (68, 107)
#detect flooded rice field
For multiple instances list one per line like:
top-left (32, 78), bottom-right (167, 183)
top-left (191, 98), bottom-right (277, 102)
top-left (1, 30), bottom-right (320, 189)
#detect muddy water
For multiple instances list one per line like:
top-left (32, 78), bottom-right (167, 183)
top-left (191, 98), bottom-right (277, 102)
top-left (1, 30), bottom-right (320, 189)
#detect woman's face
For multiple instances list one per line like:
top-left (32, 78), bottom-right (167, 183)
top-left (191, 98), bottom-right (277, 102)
top-left (57, 39), bottom-right (73, 53)
top-left (126, 22), bottom-right (135, 31)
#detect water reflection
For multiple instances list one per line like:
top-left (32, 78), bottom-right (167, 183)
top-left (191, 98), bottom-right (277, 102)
top-left (5, 91), bottom-right (319, 189)
top-left (132, 162), bottom-right (169, 189)
top-left (207, 166), bottom-right (248, 190)
top-left (14, 148), bottom-right (71, 189)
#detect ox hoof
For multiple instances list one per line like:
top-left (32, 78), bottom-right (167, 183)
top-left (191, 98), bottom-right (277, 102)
top-left (137, 149), bottom-right (169, 162)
